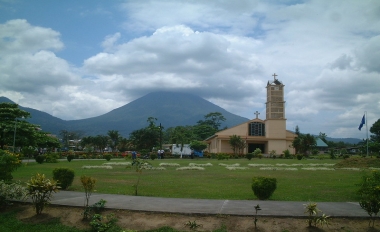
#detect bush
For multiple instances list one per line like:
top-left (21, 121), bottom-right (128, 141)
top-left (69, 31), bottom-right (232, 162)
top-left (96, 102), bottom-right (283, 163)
top-left (104, 154), bottom-right (112, 161)
top-left (52, 168), bottom-right (75, 190)
top-left (257, 154), bottom-right (263, 159)
top-left (45, 152), bottom-right (59, 163)
top-left (35, 155), bottom-right (45, 164)
top-left (296, 154), bottom-right (303, 160)
top-left (283, 149), bottom-right (291, 159)
top-left (67, 154), bottom-right (75, 162)
top-left (0, 150), bottom-right (22, 181)
top-left (0, 180), bottom-right (27, 206)
top-left (246, 153), bottom-right (254, 160)
top-left (252, 176), bottom-right (277, 200)
top-left (357, 171), bottom-right (380, 227)
top-left (150, 153), bottom-right (157, 160)
top-left (26, 173), bottom-right (60, 215)
top-left (90, 213), bottom-right (117, 232)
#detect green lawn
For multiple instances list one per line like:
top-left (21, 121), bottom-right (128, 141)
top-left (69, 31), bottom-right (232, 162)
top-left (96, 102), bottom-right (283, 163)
top-left (12, 157), bottom-right (373, 202)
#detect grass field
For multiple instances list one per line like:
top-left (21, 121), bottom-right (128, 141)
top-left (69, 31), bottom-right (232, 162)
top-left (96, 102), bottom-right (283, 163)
top-left (12, 157), bottom-right (377, 202)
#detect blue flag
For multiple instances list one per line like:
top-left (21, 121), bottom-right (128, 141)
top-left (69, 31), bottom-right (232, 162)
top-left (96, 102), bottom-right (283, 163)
top-left (358, 114), bottom-right (365, 131)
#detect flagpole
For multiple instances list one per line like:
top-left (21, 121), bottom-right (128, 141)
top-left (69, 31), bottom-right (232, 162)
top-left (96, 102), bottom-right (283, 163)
top-left (365, 111), bottom-right (368, 157)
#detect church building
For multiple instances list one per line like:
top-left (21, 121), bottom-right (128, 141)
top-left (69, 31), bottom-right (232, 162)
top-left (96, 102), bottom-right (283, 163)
top-left (205, 74), bottom-right (297, 155)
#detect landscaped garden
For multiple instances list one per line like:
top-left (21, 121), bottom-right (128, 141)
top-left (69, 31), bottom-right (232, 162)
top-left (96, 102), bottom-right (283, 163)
top-left (11, 156), bottom-right (380, 202)
top-left (2, 155), bottom-right (380, 231)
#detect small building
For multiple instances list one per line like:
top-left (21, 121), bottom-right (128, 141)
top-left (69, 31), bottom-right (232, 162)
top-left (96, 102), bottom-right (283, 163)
top-left (315, 138), bottom-right (328, 153)
top-left (205, 74), bottom-right (297, 155)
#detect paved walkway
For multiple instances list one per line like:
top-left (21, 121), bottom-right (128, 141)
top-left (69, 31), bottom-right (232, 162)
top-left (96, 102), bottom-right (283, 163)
top-left (44, 191), bottom-right (368, 218)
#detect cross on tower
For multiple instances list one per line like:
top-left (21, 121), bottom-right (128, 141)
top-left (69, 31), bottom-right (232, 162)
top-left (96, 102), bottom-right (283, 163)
top-left (272, 73), bottom-right (278, 80)
top-left (254, 111), bottom-right (260, 119)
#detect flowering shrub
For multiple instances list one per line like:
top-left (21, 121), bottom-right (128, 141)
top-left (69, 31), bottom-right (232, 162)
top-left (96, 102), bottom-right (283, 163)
top-left (0, 150), bottom-right (22, 181)
top-left (159, 163), bottom-right (180, 167)
top-left (0, 180), bottom-right (27, 206)
top-left (226, 167), bottom-right (249, 170)
top-left (219, 163), bottom-right (240, 167)
top-left (82, 165), bottom-right (113, 169)
top-left (103, 162), bottom-right (132, 166)
top-left (189, 163), bottom-right (212, 167)
top-left (176, 166), bottom-right (205, 171)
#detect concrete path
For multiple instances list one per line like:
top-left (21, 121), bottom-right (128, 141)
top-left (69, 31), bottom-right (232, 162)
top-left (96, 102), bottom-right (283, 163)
top-left (46, 191), bottom-right (368, 218)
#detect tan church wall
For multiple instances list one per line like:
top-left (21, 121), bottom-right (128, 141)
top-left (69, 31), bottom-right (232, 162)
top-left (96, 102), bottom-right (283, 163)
top-left (286, 140), bottom-right (295, 154)
top-left (265, 120), bottom-right (286, 138)
top-left (217, 123), bottom-right (248, 136)
top-left (267, 140), bottom-right (287, 155)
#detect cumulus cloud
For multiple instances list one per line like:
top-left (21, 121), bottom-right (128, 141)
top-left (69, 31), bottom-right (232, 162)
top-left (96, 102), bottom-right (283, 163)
top-left (84, 25), bottom-right (264, 103)
top-left (1, 0), bottom-right (379, 138)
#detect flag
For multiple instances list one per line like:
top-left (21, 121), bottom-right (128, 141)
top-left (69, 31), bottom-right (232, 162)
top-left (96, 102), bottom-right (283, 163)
top-left (358, 114), bottom-right (365, 131)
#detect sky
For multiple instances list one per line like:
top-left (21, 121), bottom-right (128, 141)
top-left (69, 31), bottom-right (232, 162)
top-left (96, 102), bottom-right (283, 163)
top-left (0, 0), bottom-right (379, 139)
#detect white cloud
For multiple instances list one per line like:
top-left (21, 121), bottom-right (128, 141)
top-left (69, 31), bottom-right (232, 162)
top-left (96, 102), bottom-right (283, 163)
top-left (1, 0), bottom-right (379, 139)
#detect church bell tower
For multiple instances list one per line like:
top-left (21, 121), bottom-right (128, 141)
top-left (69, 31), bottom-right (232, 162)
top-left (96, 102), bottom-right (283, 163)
top-left (266, 73), bottom-right (285, 119)
top-left (265, 73), bottom-right (286, 144)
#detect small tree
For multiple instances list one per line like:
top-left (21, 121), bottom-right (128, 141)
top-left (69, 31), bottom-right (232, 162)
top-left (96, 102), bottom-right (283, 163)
top-left (357, 171), bottom-right (380, 227)
top-left (81, 176), bottom-right (96, 207)
top-left (26, 173), bottom-right (60, 215)
top-left (131, 158), bottom-right (151, 196)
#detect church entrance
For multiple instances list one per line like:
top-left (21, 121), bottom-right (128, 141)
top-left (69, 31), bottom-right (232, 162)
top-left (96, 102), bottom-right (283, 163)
top-left (248, 143), bottom-right (265, 154)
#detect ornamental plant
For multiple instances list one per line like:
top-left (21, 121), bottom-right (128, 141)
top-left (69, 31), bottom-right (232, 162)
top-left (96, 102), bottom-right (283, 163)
top-left (52, 168), bottom-right (75, 190)
top-left (0, 150), bottom-right (22, 181)
top-left (357, 170), bottom-right (380, 227)
top-left (26, 173), bottom-right (60, 215)
top-left (251, 176), bottom-right (277, 200)
top-left (0, 180), bottom-right (27, 206)
top-left (81, 175), bottom-right (96, 207)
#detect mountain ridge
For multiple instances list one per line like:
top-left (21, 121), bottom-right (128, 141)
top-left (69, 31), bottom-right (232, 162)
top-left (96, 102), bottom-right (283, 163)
top-left (0, 94), bottom-right (363, 144)
top-left (0, 92), bottom-right (249, 137)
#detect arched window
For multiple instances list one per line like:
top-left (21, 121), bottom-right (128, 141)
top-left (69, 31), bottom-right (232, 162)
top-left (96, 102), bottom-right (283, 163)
top-left (249, 122), bottom-right (265, 136)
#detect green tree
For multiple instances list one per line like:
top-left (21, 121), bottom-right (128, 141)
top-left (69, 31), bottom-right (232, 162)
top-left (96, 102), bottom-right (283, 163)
top-left (59, 130), bottom-right (84, 149)
top-left (197, 112), bottom-right (226, 131)
top-left (229, 135), bottom-right (241, 155)
top-left (129, 117), bottom-right (160, 150)
top-left (318, 132), bottom-right (327, 143)
top-left (292, 128), bottom-right (316, 155)
top-left (370, 118), bottom-right (380, 142)
top-left (189, 140), bottom-right (208, 151)
top-left (93, 135), bottom-right (109, 153)
top-left (170, 126), bottom-right (193, 158)
top-left (107, 130), bottom-right (120, 152)
top-left (0, 103), bottom-right (59, 151)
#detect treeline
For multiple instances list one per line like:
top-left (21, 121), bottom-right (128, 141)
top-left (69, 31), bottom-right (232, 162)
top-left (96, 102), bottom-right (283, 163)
top-left (61, 112), bottom-right (226, 153)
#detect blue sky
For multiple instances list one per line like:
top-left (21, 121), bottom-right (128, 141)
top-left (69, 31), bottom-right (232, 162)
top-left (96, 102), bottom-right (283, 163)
top-left (1, 0), bottom-right (379, 139)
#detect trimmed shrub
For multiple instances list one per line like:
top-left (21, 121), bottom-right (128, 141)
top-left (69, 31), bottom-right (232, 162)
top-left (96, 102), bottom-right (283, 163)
top-left (252, 176), bottom-right (277, 200)
top-left (52, 168), bottom-right (75, 190)
top-left (246, 153), bottom-right (254, 160)
top-left (296, 154), bottom-right (303, 160)
top-left (150, 153), bottom-right (157, 160)
top-left (35, 155), bottom-right (45, 164)
top-left (104, 154), bottom-right (112, 161)
top-left (67, 154), bottom-right (74, 162)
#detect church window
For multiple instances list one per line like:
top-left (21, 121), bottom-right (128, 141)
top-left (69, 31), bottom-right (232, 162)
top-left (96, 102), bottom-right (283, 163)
top-left (249, 122), bottom-right (265, 136)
